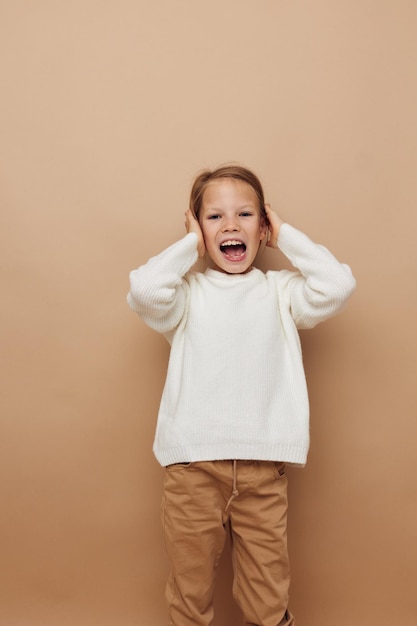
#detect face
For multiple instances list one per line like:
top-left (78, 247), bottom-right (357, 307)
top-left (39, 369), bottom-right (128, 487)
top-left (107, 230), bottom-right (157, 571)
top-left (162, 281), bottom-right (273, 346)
top-left (199, 178), bottom-right (267, 274)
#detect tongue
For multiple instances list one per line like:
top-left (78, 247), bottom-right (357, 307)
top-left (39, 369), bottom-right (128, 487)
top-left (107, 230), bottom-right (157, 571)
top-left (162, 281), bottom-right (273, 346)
top-left (223, 244), bottom-right (246, 258)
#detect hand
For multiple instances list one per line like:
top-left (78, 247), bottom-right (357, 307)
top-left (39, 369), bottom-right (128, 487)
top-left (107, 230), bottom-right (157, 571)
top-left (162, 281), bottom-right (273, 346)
top-left (265, 204), bottom-right (284, 249)
top-left (185, 209), bottom-right (206, 257)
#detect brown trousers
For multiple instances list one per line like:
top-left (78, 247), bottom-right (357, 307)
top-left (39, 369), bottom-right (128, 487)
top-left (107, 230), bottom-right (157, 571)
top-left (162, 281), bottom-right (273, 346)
top-left (161, 460), bottom-right (295, 626)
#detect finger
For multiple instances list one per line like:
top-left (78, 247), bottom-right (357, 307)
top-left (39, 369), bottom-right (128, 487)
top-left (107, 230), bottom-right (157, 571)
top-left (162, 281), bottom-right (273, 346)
top-left (186, 208), bottom-right (197, 223)
top-left (263, 203), bottom-right (271, 225)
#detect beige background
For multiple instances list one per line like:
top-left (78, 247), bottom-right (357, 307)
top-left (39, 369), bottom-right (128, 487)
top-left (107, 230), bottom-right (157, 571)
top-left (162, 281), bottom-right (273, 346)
top-left (1, 1), bottom-right (416, 625)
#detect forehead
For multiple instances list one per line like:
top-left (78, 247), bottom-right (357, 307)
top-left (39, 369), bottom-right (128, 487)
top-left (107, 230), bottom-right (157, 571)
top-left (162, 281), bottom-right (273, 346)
top-left (202, 178), bottom-right (259, 209)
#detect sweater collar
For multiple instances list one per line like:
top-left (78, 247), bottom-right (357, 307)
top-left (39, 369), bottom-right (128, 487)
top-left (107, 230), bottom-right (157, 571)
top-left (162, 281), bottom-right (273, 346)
top-left (204, 266), bottom-right (261, 281)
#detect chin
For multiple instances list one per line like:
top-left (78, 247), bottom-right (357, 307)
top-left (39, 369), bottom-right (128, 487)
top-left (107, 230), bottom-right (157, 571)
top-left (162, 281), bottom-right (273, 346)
top-left (218, 260), bottom-right (254, 274)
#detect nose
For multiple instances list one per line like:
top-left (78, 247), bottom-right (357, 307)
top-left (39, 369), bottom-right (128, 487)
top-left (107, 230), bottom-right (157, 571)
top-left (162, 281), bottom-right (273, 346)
top-left (222, 216), bottom-right (240, 232)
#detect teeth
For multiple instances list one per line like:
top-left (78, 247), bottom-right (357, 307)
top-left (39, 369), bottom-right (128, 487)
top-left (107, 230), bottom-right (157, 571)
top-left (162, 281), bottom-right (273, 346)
top-left (221, 240), bottom-right (243, 246)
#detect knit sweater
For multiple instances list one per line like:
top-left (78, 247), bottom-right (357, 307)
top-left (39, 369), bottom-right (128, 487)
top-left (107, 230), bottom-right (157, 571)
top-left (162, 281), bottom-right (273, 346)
top-left (127, 223), bottom-right (356, 467)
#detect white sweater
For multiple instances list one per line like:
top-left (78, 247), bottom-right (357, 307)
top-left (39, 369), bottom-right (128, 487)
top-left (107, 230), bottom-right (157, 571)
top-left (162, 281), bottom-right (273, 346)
top-left (127, 224), bottom-right (356, 467)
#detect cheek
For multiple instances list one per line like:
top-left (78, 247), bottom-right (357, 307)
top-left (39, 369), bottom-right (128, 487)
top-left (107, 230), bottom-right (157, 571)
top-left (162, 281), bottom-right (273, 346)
top-left (200, 225), bottom-right (215, 248)
top-left (198, 221), bottom-right (207, 237)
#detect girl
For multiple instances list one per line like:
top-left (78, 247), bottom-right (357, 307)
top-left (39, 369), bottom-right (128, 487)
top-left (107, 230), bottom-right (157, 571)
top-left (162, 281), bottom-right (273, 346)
top-left (127, 165), bottom-right (356, 626)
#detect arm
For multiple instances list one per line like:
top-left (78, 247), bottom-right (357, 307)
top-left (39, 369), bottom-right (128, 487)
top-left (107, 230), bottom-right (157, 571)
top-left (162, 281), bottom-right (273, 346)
top-left (266, 207), bottom-right (356, 329)
top-left (127, 233), bottom-right (199, 334)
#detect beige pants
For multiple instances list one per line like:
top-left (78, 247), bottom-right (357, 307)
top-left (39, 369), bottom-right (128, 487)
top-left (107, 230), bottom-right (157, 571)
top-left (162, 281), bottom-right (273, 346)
top-left (161, 460), bottom-right (295, 626)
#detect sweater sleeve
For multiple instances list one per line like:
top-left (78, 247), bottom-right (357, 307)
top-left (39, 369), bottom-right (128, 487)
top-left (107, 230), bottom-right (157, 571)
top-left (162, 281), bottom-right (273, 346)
top-left (127, 233), bottom-right (199, 333)
top-left (276, 223), bottom-right (356, 329)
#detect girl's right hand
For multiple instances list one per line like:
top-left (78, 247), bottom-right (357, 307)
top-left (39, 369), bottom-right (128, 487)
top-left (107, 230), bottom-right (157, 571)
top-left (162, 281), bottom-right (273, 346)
top-left (185, 209), bottom-right (206, 258)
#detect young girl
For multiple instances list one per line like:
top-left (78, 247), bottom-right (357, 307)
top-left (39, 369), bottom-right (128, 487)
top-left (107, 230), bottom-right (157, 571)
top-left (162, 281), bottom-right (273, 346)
top-left (127, 165), bottom-right (356, 626)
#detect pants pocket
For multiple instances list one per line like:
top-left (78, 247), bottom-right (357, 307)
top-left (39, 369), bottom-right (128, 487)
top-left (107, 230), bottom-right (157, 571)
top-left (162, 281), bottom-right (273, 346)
top-left (165, 461), bottom-right (192, 472)
top-left (273, 461), bottom-right (287, 480)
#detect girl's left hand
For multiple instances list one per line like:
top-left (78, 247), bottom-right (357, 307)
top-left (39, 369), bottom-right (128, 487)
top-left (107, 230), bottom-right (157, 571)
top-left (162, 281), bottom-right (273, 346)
top-left (265, 204), bottom-right (284, 248)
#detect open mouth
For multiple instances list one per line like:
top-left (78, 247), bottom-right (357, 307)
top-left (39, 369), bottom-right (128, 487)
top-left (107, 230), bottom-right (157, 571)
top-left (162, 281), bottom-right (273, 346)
top-left (220, 239), bottom-right (247, 261)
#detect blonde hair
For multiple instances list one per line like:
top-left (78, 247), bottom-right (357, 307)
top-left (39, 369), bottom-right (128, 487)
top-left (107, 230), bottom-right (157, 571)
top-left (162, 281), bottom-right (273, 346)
top-left (190, 164), bottom-right (268, 224)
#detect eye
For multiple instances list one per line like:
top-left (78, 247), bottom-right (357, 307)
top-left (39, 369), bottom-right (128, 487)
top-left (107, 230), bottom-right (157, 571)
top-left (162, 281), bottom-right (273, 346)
top-left (240, 211), bottom-right (253, 217)
top-left (207, 214), bottom-right (221, 220)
